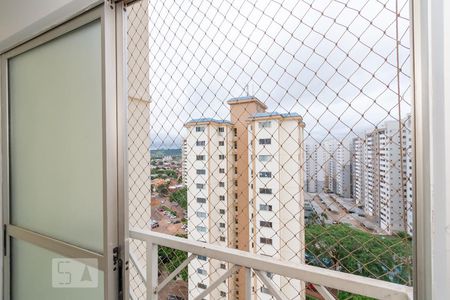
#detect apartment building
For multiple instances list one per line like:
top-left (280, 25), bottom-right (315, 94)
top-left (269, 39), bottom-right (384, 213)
top-left (184, 97), bottom-right (305, 300)
top-left (305, 143), bottom-right (323, 194)
top-left (351, 137), bottom-right (365, 206)
top-left (351, 117), bottom-right (412, 234)
top-left (305, 139), bottom-right (351, 198)
top-left (363, 130), bottom-right (381, 218)
top-left (336, 141), bottom-right (352, 198)
top-left (185, 119), bottom-right (234, 300)
top-left (404, 115), bottom-right (413, 235)
top-left (182, 138), bottom-right (188, 186)
top-left (305, 144), bottom-right (317, 193)
top-left (248, 112), bottom-right (305, 300)
top-left (378, 121), bottom-right (405, 233)
top-left (322, 139), bottom-right (337, 193)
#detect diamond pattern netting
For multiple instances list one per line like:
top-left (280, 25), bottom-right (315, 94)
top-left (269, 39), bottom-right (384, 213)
top-left (127, 0), bottom-right (413, 299)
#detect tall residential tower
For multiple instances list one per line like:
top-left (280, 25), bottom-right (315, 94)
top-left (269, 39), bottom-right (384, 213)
top-left (185, 97), bottom-right (305, 300)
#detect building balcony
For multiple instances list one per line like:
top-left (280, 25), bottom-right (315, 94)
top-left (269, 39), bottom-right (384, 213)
top-left (129, 228), bottom-right (413, 300)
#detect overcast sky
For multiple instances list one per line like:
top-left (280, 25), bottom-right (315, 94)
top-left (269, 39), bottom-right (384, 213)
top-left (143, 0), bottom-right (412, 149)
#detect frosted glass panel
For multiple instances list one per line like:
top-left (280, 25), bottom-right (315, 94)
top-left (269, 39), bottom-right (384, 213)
top-left (9, 21), bottom-right (103, 252)
top-left (11, 238), bottom-right (104, 300)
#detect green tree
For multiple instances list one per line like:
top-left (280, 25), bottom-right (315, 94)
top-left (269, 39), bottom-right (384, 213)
top-left (158, 246), bottom-right (188, 281)
top-left (156, 184), bottom-right (169, 196)
top-left (305, 224), bottom-right (412, 285)
top-left (170, 187), bottom-right (187, 210)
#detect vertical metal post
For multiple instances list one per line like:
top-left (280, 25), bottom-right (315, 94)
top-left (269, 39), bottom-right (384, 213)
top-left (146, 242), bottom-right (159, 300)
top-left (412, 0), bottom-right (450, 298)
top-left (115, 1), bottom-right (129, 299)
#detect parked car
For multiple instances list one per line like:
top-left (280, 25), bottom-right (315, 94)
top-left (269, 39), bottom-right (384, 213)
top-left (149, 219), bottom-right (159, 228)
top-left (172, 220), bottom-right (181, 224)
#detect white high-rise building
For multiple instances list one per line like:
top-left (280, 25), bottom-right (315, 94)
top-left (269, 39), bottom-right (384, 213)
top-left (378, 121), bottom-right (405, 233)
top-left (336, 140), bottom-right (352, 198)
top-left (185, 119), bottom-right (234, 300)
top-left (305, 144), bottom-right (318, 193)
top-left (363, 130), bottom-right (381, 218)
top-left (322, 139), bottom-right (338, 193)
top-left (184, 98), bottom-right (305, 300)
top-left (404, 115), bottom-right (414, 235)
top-left (305, 143), bottom-right (326, 194)
top-left (182, 138), bottom-right (188, 186)
top-left (351, 117), bottom-right (413, 234)
top-left (248, 112), bottom-right (305, 300)
top-left (351, 138), bottom-right (365, 205)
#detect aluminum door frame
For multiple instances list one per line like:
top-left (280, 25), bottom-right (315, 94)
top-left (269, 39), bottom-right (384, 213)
top-left (0, 2), bottom-right (128, 299)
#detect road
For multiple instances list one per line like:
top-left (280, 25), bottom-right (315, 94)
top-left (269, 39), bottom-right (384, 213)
top-left (309, 192), bottom-right (379, 233)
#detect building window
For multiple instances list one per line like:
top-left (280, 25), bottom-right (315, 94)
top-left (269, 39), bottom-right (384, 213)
top-left (196, 226), bottom-right (207, 233)
top-left (258, 155), bottom-right (272, 162)
top-left (259, 138), bottom-right (271, 145)
top-left (197, 197), bottom-right (206, 204)
top-left (218, 127), bottom-right (225, 133)
top-left (219, 195), bottom-right (225, 201)
top-left (234, 180), bottom-right (238, 186)
top-left (198, 255), bottom-right (207, 261)
top-left (196, 155), bottom-right (205, 160)
top-left (220, 263), bottom-right (226, 269)
top-left (235, 167), bottom-right (238, 174)
top-left (259, 171), bottom-right (272, 178)
top-left (260, 237), bottom-right (272, 245)
top-left (259, 121), bottom-right (271, 128)
top-left (219, 182), bottom-right (225, 187)
top-left (198, 283), bottom-right (207, 289)
top-left (219, 141), bottom-right (225, 146)
top-left (219, 168), bottom-right (225, 173)
top-left (234, 128), bottom-right (237, 137)
top-left (260, 221), bottom-right (272, 228)
top-left (196, 126), bottom-right (205, 132)
top-left (259, 204), bottom-right (273, 211)
top-left (219, 154), bottom-right (225, 160)
top-left (234, 154), bottom-right (238, 161)
top-left (259, 188), bottom-right (272, 194)
top-left (234, 141), bottom-right (237, 149)
top-left (197, 268), bottom-right (207, 275)
top-left (219, 209), bottom-right (225, 214)
top-left (219, 223), bottom-right (225, 228)
top-left (196, 169), bottom-right (206, 175)
top-left (196, 140), bottom-right (206, 146)
top-left (196, 183), bottom-right (205, 189)
top-left (220, 291), bottom-right (226, 297)
top-left (196, 211), bottom-right (207, 218)
top-left (219, 236), bottom-right (226, 242)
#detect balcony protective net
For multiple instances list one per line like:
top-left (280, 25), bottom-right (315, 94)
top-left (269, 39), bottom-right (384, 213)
top-left (126, 0), bottom-right (413, 299)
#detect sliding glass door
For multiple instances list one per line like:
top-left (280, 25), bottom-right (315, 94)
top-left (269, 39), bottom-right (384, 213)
top-left (1, 4), bottom-right (124, 300)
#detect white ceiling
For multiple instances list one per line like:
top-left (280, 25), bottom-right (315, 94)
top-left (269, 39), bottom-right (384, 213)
top-left (0, 0), bottom-right (73, 43)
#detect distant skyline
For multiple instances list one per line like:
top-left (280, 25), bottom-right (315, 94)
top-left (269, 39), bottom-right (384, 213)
top-left (147, 0), bottom-right (412, 149)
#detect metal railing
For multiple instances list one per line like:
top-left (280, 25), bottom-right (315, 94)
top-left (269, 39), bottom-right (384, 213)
top-left (129, 228), bottom-right (413, 300)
